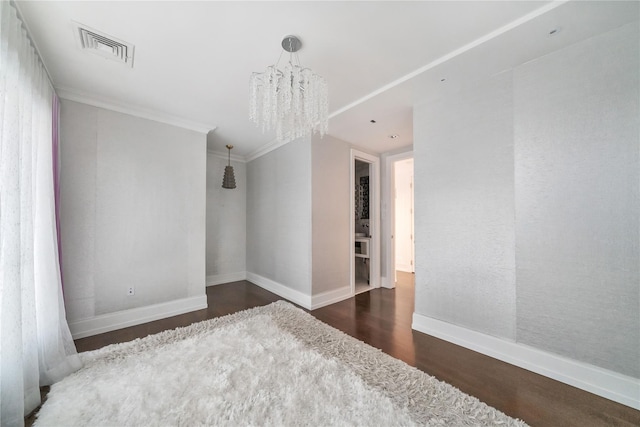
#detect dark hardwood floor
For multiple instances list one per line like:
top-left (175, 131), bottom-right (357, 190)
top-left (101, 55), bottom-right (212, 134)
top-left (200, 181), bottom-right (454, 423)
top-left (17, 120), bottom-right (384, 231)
top-left (68, 275), bottom-right (640, 426)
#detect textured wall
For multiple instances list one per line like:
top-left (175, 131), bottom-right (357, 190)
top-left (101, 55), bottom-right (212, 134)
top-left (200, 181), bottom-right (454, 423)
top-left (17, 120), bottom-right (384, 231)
top-left (311, 135), bottom-right (351, 294)
top-left (414, 72), bottom-right (516, 340)
top-left (246, 138), bottom-right (312, 294)
top-left (59, 101), bottom-right (97, 321)
top-left (514, 22), bottom-right (639, 377)
top-left (206, 153), bottom-right (246, 278)
top-left (60, 100), bottom-right (206, 320)
top-left (413, 22), bottom-right (639, 378)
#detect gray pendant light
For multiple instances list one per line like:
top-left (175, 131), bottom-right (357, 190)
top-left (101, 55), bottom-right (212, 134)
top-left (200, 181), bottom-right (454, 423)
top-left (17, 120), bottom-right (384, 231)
top-left (222, 144), bottom-right (236, 189)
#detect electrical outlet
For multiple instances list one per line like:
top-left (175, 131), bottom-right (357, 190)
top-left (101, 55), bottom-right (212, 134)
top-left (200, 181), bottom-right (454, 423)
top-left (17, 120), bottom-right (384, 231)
top-left (127, 286), bottom-right (135, 296)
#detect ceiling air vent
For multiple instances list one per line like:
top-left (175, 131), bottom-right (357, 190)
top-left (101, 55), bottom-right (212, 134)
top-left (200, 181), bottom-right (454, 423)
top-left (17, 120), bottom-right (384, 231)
top-left (73, 22), bottom-right (134, 68)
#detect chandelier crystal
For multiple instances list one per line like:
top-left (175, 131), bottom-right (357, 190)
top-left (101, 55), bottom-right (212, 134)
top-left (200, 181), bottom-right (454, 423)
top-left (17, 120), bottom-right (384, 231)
top-left (249, 35), bottom-right (328, 143)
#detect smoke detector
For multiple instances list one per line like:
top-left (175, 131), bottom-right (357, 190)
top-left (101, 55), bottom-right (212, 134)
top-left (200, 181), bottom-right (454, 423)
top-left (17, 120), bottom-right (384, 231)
top-left (73, 22), bottom-right (134, 67)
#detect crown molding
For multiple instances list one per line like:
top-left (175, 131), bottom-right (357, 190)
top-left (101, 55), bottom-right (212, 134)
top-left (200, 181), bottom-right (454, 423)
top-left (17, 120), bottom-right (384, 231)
top-left (207, 149), bottom-right (246, 163)
top-left (329, 0), bottom-right (569, 119)
top-left (246, 2), bottom-right (568, 163)
top-left (245, 137), bottom-right (292, 163)
top-left (56, 86), bottom-right (216, 135)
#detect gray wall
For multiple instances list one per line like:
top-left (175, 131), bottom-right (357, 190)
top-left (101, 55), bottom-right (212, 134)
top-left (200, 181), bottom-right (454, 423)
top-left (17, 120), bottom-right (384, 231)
top-left (246, 138), bottom-right (312, 294)
top-left (513, 22), bottom-right (639, 377)
top-left (60, 100), bottom-right (206, 321)
top-left (312, 135), bottom-right (351, 294)
top-left (415, 71), bottom-right (516, 340)
top-left (206, 153), bottom-right (246, 279)
top-left (414, 22), bottom-right (639, 377)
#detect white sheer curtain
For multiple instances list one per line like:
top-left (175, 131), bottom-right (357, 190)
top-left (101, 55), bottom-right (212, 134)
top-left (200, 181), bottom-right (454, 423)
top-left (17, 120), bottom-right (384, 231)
top-left (0, 2), bottom-right (82, 426)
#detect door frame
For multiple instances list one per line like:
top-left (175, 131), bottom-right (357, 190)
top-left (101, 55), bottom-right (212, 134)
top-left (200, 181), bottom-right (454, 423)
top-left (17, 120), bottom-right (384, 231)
top-left (382, 150), bottom-right (414, 289)
top-left (350, 149), bottom-right (381, 294)
top-left (394, 157), bottom-right (415, 273)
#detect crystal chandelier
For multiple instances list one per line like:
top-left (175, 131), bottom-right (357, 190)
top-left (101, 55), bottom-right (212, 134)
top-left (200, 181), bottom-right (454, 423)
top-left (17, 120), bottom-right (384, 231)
top-left (249, 35), bottom-right (328, 143)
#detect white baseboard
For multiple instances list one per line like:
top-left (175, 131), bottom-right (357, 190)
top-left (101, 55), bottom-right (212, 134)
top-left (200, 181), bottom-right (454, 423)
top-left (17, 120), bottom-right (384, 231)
top-left (412, 313), bottom-right (640, 410)
top-left (246, 272), bottom-right (312, 310)
top-left (69, 295), bottom-right (208, 340)
top-left (380, 275), bottom-right (395, 289)
top-left (310, 286), bottom-right (352, 310)
top-left (396, 264), bottom-right (413, 273)
top-left (206, 271), bottom-right (247, 286)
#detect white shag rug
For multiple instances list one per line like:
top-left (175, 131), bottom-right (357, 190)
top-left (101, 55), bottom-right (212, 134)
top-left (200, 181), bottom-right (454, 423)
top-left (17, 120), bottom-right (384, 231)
top-left (35, 301), bottom-right (527, 426)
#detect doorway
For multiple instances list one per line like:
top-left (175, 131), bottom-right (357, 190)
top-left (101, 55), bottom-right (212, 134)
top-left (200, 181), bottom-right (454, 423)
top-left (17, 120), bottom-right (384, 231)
top-left (382, 151), bottom-right (414, 288)
top-left (394, 158), bottom-right (414, 274)
top-left (350, 149), bottom-right (380, 295)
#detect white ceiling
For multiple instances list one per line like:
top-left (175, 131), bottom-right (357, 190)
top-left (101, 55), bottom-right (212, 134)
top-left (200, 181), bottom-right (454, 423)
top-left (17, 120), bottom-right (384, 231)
top-left (16, 1), bottom-right (639, 160)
